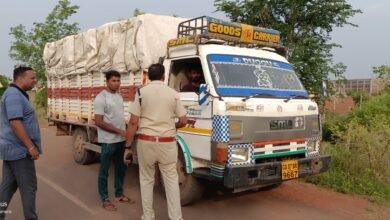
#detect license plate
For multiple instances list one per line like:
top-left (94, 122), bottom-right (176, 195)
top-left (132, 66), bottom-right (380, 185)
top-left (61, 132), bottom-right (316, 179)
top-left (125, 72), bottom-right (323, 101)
top-left (282, 160), bottom-right (299, 180)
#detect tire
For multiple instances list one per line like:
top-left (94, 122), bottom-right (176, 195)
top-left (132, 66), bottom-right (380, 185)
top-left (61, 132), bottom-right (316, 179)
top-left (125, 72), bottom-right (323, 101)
top-left (177, 155), bottom-right (205, 206)
top-left (159, 149), bottom-right (205, 206)
top-left (72, 128), bottom-right (95, 165)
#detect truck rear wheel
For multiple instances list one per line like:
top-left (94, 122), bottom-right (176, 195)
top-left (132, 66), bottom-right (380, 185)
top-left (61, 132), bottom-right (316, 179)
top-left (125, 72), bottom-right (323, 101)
top-left (159, 151), bottom-right (204, 206)
top-left (72, 128), bottom-right (95, 165)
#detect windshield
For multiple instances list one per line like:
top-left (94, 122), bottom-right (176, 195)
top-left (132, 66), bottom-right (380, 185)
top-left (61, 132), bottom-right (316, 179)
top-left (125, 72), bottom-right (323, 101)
top-left (207, 54), bottom-right (308, 98)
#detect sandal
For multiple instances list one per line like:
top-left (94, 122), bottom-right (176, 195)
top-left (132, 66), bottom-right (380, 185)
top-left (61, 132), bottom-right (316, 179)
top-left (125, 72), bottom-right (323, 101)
top-left (102, 200), bottom-right (117, 211)
top-left (115, 195), bottom-right (135, 204)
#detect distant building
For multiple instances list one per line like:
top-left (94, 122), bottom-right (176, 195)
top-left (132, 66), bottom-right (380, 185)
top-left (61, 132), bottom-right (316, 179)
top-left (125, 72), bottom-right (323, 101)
top-left (331, 78), bottom-right (384, 95)
top-left (325, 78), bottom-right (385, 115)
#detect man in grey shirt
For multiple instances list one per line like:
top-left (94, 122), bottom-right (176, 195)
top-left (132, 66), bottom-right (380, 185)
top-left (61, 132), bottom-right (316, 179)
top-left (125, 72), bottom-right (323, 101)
top-left (0, 66), bottom-right (41, 220)
top-left (94, 70), bottom-right (134, 211)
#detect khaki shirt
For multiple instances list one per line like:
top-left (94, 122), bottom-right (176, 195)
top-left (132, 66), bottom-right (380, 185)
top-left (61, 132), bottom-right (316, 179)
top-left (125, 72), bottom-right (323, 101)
top-left (130, 81), bottom-right (186, 137)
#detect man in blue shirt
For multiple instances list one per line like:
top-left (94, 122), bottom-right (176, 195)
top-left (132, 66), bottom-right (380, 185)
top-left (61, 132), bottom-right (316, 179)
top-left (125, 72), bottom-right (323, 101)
top-left (0, 66), bottom-right (41, 220)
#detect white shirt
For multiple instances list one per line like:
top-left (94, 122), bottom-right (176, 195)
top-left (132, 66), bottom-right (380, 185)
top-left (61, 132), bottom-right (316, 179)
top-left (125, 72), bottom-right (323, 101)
top-left (94, 90), bottom-right (125, 143)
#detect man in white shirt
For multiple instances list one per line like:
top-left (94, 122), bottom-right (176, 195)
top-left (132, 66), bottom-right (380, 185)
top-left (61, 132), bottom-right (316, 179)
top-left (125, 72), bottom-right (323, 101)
top-left (94, 70), bottom-right (134, 211)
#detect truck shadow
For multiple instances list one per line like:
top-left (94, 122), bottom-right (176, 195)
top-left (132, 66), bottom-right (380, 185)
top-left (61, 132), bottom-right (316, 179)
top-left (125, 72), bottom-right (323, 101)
top-left (201, 181), bottom-right (281, 203)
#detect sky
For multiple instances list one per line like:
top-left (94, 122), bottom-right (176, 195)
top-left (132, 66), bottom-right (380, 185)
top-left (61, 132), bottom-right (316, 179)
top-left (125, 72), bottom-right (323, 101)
top-left (0, 0), bottom-right (389, 79)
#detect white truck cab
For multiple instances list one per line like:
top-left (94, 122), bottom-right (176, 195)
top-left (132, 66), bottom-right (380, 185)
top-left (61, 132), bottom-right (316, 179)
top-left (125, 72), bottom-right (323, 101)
top-left (160, 16), bottom-right (330, 203)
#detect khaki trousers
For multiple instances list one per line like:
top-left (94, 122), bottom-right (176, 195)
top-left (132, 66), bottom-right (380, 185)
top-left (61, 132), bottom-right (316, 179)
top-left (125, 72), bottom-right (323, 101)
top-left (137, 139), bottom-right (182, 220)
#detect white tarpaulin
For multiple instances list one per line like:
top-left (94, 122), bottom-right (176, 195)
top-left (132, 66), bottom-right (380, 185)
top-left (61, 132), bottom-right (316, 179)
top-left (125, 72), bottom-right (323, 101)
top-left (43, 14), bottom-right (185, 78)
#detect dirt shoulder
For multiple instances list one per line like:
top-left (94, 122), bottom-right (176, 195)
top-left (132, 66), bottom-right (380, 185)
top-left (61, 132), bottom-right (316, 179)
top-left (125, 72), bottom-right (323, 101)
top-left (273, 181), bottom-right (390, 220)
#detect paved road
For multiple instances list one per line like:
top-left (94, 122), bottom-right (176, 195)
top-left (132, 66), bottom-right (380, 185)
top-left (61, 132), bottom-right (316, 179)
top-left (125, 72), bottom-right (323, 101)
top-left (2, 127), bottom-right (389, 220)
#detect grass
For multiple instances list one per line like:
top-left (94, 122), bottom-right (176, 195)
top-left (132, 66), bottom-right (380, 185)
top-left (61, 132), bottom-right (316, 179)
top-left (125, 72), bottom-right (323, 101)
top-left (305, 142), bottom-right (390, 204)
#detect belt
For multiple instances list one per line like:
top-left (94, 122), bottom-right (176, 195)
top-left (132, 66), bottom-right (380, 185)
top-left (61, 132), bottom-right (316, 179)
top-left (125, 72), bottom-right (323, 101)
top-left (138, 134), bottom-right (176, 142)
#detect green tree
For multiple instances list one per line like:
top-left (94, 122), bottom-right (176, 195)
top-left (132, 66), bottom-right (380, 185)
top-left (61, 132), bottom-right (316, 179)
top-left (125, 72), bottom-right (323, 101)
top-left (373, 65), bottom-right (390, 91)
top-left (9, 0), bottom-right (79, 107)
top-left (0, 74), bottom-right (10, 98)
top-left (214, 0), bottom-right (361, 103)
top-left (133, 8), bottom-right (145, 17)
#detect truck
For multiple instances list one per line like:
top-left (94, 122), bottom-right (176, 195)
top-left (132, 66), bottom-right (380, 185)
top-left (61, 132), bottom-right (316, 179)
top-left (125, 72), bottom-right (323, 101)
top-left (44, 14), bottom-right (331, 205)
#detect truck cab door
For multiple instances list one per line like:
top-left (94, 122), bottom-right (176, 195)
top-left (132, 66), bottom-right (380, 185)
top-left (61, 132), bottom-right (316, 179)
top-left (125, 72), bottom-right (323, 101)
top-left (167, 57), bottom-right (213, 161)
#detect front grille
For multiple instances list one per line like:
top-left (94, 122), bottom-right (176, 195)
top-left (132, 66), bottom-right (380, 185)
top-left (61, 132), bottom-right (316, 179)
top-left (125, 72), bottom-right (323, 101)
top-left (253, 138), bottom-right (307, 164)
top-left (253, 138), bottom-right (307, 157)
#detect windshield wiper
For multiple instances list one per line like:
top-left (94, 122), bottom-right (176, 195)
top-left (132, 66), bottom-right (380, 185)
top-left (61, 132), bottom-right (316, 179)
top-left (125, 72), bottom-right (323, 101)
top-left (242, 93), bottom-right (275, 102)
top-left (283, 95), bottom-right (308, 103)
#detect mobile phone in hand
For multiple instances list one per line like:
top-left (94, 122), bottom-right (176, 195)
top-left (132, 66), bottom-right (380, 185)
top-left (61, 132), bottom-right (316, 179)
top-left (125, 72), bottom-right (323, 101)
top-left (125, 153), bottom-right (133, 165)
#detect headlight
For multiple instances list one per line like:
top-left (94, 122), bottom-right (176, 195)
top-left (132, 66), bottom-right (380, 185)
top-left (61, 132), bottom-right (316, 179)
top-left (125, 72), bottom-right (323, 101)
top-left (311, 119), bottom-right (319, 130)
top-left (307, 140), bottom-right (319, 153)
top-left (230, 120), bottom-right (243, 138)
top-left (311, 117), bottom-right (320, 135)
top-left (231, 148), bottom-right (249, 163)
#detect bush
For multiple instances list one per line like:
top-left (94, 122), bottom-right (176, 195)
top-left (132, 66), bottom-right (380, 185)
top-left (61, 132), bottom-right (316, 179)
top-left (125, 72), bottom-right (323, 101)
top-left (348, 91), bottom-right (370, 106)
top-left (34, 87), bottom-right (47, 108)
top-left (307, 140), bottom-right (390, 203)
top-left (308, 93), bottom-right (390, 203)
top-left (350, 94), bottom-right (390, 128)
top-left (0, 75), bottom-right (10, 98)
top-left (323, 94), bottom-right (390, 142)
top-left (322, 111), bottom-right (348, 143)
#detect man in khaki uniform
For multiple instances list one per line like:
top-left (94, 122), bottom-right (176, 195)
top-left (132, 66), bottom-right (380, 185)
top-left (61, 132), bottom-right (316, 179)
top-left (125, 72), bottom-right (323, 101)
top-left (124, 64), bottom-right (187, 220)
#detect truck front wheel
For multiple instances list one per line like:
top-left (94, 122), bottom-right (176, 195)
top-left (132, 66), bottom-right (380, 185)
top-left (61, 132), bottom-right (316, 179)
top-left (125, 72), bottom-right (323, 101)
top-left (177, 155), bottom-right (205, 206)
top-left (72, 128), bottom-right (95, 165)
top-left (159, 151), bottom-right (204, 206)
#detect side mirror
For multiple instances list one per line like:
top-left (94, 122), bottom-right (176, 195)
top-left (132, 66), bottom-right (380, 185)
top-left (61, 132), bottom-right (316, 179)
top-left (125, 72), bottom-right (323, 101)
top-left (198, 84), bottom-right (210, 105)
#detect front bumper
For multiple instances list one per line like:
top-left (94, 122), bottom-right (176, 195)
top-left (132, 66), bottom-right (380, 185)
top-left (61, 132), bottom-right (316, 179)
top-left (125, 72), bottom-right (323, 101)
top-left (224, 155), bottom-right (331, 189)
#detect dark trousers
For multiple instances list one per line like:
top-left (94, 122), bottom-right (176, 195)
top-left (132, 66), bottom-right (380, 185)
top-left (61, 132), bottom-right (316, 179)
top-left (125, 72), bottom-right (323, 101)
top-left (0, 157), bottom-right (37, 220)
top-left (98, 141), bottom-right (126, 202)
